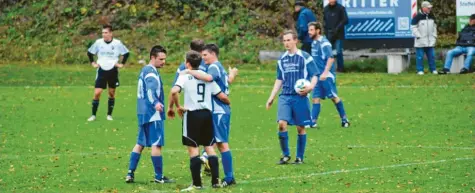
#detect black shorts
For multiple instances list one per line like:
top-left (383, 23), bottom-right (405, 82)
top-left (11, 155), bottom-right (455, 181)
top-left (95, 67), bottom-right (119, 89)
top-left (182, 109), bottom-right (215, 147)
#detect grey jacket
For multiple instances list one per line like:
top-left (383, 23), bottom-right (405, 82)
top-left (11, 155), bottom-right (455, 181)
top-left (411, 12), bottom-right (437, 48)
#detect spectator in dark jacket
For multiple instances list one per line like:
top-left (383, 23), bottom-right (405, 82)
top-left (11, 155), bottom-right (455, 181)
top-left (324, 0), bottom-right (348, 72)
top-left (439, 14), bottom-right (475, 74)
top-left (295, 0), bottom-right (317, 54)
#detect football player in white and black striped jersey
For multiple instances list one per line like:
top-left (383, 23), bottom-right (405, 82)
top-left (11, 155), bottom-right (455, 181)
top-left (87, 24), bottom-right (129, 121)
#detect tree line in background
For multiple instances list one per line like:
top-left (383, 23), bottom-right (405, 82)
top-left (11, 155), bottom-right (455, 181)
top-left (0, 0), bottom-right (458, 65)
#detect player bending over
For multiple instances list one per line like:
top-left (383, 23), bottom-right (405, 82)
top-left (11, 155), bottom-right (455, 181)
top-left (308, 22), bottom-right (350, 128)
top-left (168, 51), bottom-right (231, 191)
top-left (266, 30), bottom-right (319, 164)
top-left (182, 44), bottom-right (238, 186)
top-left (87, 24), bottom-right (129, 121)
top-left (125, 45), bottom-right (174, 184)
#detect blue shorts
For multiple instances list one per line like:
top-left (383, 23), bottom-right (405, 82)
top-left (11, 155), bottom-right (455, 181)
top-left (137, 121), bottom-right (164, 147)
top-left (213, 113), bottom-right (231, 143)
top-left (313, 75), bottom-right (338, 99)
top-left (277, 95), bottom-right (312, 126)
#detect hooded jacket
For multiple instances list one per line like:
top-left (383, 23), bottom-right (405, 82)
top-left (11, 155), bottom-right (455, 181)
top-left (411, 12), bottom-right (437, 48)
top-left (296, 7), bottom-right (317, 44)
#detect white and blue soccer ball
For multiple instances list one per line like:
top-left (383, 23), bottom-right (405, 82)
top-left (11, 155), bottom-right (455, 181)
top-left (294, 79), bottom-right (310, 93)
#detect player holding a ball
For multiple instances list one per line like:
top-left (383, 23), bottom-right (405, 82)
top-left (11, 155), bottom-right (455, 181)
top-left (266, 30), bottom-right (320, 165)
top-left (307, 22), bottom-right (350, 128)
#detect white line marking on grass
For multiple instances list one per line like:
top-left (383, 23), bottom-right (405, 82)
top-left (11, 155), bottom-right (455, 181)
top-left (348, 145), bottom-right (475, 150)
top-left (2, 145), bottom-right (473, 160)
top-left (0, 84), bottom-right (467, 89)
top-left (240, 157), bottom-right (474, 184)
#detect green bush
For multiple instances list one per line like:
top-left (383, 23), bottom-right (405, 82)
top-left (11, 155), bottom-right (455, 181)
top-left (0, 0), bottom-right (460, 67)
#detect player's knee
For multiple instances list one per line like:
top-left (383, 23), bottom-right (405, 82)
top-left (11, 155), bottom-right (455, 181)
top-left (204, 146), bottom-right (216, 156)
top-left (108, 91), bottom-right (115, 98)
top-left (188, 147), bottom-right (200, 157)
top-left (151, 145), bottom-right (162, 156)
top-left (133, 144), bottom-right (144, 153)
top-left (331, 97), bottom-right (340, 103)
top-left (217, 143), bottom-right (229, 152)
top-left (93, 90), bottom-right (102, 99)
top-left (297, 126), bottom-right (306, 134)
top-left (278, 121), bottom-right (287, 131)
top-left (312, 98), bottom-right (321, 104)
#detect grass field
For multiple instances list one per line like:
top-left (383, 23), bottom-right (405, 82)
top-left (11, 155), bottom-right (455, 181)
top-left (0, 64), bottom-right (474, 193)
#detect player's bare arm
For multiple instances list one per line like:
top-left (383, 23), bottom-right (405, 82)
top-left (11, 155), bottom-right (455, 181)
top-left (184, 70), bottom-right (213, 82)
top-left (169, 85), bottom-right (185, 118)
top-left (216, 92), bottom-right (231, 105)
top-left (320, 57), bottom-right (334, 81)
top-left (115, 52), bottom-right (129, 68)
top-left (266, 79), bottom-right (283, 110)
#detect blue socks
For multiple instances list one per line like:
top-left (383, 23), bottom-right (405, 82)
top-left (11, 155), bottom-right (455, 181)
top-left (312, 103), bottom-right (321, 123)
top-left (151, 156), bottom-right (163, 179)
top-left (128, 152), bottom-right (141, 173)
top-left (278, 131), bottom-right (290, 156)
top-left (221, 151), bottom-right (234, 181)
top-left (296, 134), bottom-right (307, 160)
top-left (335, 101), bottom-right (348, 122)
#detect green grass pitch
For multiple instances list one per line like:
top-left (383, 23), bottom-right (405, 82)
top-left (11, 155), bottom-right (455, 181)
top-left (0, 64), bottom-right (474, 192)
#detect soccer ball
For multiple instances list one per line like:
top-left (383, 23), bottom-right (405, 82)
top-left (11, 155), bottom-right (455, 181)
top-left (294, 79), bottom-right (310, 93)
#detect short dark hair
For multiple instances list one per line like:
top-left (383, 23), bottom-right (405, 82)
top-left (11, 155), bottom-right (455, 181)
top-left (150, 45), bottom-right (167, 59)
top-left (203, 44), bottom-right (219, 57)
top-left (295, 0), bottom-right (305, 6)
top-left (103, 24), bottom-right (113, 32)
top-left (190, 39), bottom-right (205, 52)
top-left (471, 14), bottom-right (475, 20)
top-left (186, 51), bottom-right (202, 69)
top-left (282, 30), bottom-right (298, 40)
top-left (308, 22), bottom-right (324, 35)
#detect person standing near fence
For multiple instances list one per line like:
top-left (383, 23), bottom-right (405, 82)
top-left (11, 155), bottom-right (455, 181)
top-left (411, 1), bottom-right (438, 75)
top-left (324, 0), bottom-right (348, 73)
top-left (294, 0), bottom-right (317, 54)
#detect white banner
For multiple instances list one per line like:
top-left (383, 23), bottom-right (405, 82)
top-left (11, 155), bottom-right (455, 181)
top-left (456, 0), bottom-right (475, 16)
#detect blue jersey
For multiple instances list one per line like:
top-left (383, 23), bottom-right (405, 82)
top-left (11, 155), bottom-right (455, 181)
top-left (311, 36), bottom-right (335, 75)
top-left (173, 60), bottom-right (207, 85)
top-left (277, 50), bottom-right (319, 95)
top-left (207, 61), bottom-right (230, 114)
top-left (137, 64), bottom-right (165, 125)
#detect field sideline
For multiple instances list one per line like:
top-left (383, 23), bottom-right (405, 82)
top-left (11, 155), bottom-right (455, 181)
top-left (0, 65), bottom-right (474, 192)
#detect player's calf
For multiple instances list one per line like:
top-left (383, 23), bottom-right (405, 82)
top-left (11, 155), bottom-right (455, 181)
top-left (125, 145), bottom-right (144, 183)
top-left (331, 97), bottom-right (350, 128)
top-left (204, 146), bottom-right (221, 187)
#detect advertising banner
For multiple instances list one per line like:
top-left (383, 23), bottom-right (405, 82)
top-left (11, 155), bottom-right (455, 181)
top-left (323, 0), bottom-right (416, 39)
top-left (456, 0), bottom-right (475, 32)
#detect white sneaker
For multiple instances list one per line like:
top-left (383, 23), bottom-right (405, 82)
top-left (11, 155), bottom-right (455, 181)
top-left (180, 185), bottom-right (203, 192)
top-left (417, 71), bottom-right (424, 75)
top-left (87, 115), bottom-right (96, 122)
top-left (107, 115), bottom-right (113, 121)
top-left (432, 70), bottom-right (438, 74)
